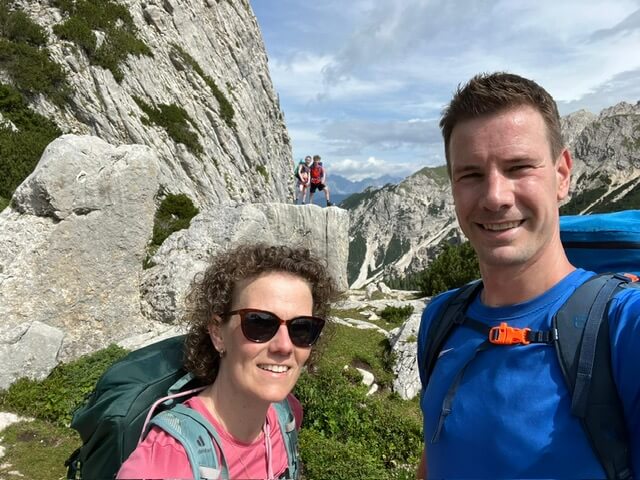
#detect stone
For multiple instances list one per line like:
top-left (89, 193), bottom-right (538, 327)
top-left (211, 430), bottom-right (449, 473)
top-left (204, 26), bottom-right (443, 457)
top-left (0, 321), bottom-right (64, 390)
top-left (378, 281), bottom-right (392, 294)
top-left (365, 283), bottom-right (378, 299)
top-left (0, 135), bottom-right (161, 362)
top-left (141, 203), bottom-right (350, 324)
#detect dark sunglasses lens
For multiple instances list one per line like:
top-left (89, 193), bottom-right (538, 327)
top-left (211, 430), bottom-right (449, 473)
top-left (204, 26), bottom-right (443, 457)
top-left (288, 317), bottom-right (325, 347)
top-left (241, 311), bottom-right (279, 342)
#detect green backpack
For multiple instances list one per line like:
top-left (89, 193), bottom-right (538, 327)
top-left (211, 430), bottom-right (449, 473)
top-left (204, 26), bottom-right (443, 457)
top-left (65, 335), bottom-right (300, 480)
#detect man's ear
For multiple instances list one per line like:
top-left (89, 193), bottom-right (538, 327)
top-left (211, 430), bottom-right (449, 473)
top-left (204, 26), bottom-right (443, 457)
top-left (208, 315), bottom-right (225, 353)
top-left (556, 148), bottom-right (572, 201)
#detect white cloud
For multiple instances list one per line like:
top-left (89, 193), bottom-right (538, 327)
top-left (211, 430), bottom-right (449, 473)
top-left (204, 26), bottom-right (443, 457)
top-left (329, 156), bottom-right (423, 181)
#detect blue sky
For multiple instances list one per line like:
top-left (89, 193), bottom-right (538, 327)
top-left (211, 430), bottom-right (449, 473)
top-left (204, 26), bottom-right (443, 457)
top-left (251, 0), bottom-right (640, 181)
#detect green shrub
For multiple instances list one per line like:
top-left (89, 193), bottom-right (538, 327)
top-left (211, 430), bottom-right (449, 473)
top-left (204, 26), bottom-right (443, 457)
top-left (0, 4), bottom-right (47, 46)
top-left (0, 83), bottom-right (62, 199)
top-left (256, 164), bottom-right (268, 181)
top-left (0, 419), bottom-right (79, 480)
top-left (0, 39), bottom-right (68, 103)
top-left (53, 16), bottom-right (96, 54)
top-left (0, 195), bottom-right (8, 211)
top-left (417, 241), bottom-right (480, 296)
top-left (133, 96), bottom-right (203, 155)
top-left (0, 344), bottom-right (128, 426)
top-left (151, 193), bottom-right (199, 246)
top-left (379, 304), bottom-right (414, 324)
top-left (52, 0), bottom-right (151, 82)
top-left (171, 44), bottom-right (235, 128)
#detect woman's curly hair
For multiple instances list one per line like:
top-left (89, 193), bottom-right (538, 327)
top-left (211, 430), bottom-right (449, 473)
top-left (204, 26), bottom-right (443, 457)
top-left (181, 243), bottom-right (339, 383)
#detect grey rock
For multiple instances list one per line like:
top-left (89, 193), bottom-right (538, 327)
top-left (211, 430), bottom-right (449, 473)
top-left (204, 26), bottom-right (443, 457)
top-left (0, 321), bottom-right (64, 390)
top-left (141, 203), bottom-right (350, 324)
top-left (389, 309), bottom-right (424, 400)
top-left (378, 281), bottom-right (392, 294)
top-left (365, 283), bottom-right (378, 299)
top-left (0, 135), bottom-right (161, 362)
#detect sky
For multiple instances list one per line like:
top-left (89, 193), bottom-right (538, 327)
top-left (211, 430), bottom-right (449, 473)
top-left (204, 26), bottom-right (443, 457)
top-left (251, 0), bottom-right (640, 181)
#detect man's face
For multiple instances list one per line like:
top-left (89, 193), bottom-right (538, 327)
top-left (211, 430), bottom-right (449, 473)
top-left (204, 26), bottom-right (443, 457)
top-left (448, 105), bottom-right (571, 271)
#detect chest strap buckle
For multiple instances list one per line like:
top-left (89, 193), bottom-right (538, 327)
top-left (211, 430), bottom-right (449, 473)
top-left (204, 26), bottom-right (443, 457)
top-left (489, 322), bottom-right (531, 345)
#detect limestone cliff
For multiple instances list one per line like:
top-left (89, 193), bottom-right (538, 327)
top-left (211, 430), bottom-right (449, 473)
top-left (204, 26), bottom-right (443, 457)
top-left (5, 0), bottom-right (292, 207)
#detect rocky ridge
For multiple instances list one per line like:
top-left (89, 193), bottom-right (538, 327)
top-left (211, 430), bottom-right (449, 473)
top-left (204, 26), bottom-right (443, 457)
top-left (347, 101), bottom-right (640, 287)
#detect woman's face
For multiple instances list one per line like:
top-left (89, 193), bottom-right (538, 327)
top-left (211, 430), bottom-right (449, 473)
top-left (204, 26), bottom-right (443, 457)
top-left (209, 272), bottom-right (314, 405)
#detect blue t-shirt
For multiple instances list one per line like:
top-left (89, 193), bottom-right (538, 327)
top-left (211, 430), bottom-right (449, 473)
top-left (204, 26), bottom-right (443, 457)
top-left (417, 269), bottom-right (640, 479)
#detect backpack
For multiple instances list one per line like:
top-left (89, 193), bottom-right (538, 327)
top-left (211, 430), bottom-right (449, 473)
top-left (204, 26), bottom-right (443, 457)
top-left (420, 210), bottom-right (640, 480)
top-left (65, 335), bottom-right (300, 480)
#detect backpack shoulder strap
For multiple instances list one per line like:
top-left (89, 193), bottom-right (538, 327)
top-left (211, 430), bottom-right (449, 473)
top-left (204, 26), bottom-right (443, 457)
top-left (421, 280), bottom-right (483, 387)
top-left (273, 398), bottom-right (300, 479)
top-left (553, 273), bottom-right (633, 480)
top-left (150, 404), bottom-right (229, 480)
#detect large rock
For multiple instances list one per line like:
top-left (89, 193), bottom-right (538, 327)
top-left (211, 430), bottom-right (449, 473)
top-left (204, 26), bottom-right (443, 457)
top-left (141, 203), bottom-right (349, 324)
top-left (388, 299), bottom-right (426, 400)
top-left (0, 135), bottom-right (161, 362)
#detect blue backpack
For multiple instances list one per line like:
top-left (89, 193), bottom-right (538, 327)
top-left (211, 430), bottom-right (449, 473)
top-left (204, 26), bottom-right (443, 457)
top-left (65, 335), bottom-right (300, 480)
top-left (421, 210), bottom-right (640, 480)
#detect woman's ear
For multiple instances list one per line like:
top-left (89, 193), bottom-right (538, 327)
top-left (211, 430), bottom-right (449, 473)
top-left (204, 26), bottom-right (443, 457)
top-left (208, 315), bottom-right (225, 354)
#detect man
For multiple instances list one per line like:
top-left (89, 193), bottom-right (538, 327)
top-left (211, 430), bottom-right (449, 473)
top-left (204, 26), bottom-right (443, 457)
top-left (308, 155), bottom-right (333, 207)
top-left (416, 72), bottom-right (640, 479)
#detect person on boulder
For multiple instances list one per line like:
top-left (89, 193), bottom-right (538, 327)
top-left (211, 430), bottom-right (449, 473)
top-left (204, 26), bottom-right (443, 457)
top-left (295, 156), bottom-right (312, 204)
top-left (308, 155), bottom-right (333, 207)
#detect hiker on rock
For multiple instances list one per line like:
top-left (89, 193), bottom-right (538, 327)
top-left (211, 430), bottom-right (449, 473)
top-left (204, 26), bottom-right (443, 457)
top-left (295, 155), bottom-right (312, 204)
top-left (416, 72), bottom-right (640, 479)
top-left (118, 244), bottom-right (337, 479)
top-left (309, 154), bottom-right (333, 207)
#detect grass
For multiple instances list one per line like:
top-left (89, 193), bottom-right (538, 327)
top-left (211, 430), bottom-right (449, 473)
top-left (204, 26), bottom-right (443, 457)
top-left (317, 323), bottom-right (395, 389)
top-left (0, 195), bottom-right (9, 211)
top-left (0, 419), bottom-right (79, 480)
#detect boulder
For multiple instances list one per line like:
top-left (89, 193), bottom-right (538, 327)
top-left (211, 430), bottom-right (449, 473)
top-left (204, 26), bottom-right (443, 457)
top-left (141, 203), bottom-right (350, 324)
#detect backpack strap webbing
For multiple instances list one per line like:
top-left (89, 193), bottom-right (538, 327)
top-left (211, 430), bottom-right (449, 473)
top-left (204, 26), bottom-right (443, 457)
top-left (554, 273), bottom-right (634, 480)
top-left (273, 397), bottom-right (300, 479)
top-left (150, 404), bottom-right (229, 480)
top-left (421, 280), bottom-right (483, 385)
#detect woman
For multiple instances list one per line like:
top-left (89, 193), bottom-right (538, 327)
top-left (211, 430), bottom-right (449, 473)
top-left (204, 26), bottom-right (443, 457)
top-left (296, 156), bottom-right (312, 204)
top-left (117, 244), bottom-right (337, 479)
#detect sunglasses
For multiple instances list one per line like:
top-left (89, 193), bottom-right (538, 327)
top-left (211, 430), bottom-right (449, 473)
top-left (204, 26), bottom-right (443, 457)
top-left (224, 308), bottom-right (325, 347)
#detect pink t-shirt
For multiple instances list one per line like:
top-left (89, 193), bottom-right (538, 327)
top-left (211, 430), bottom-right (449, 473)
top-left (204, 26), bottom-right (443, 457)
top-left (117, 394), bottom-right (303, 480)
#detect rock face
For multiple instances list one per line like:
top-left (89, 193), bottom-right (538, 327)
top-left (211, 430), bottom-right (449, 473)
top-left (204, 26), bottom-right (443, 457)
top-left (141, 203), bottom-right (350, 324)
top-left (347, 102), bottom-right (640, 287)
top-left (13, 0), bottom-right (293, 207)
top-left (0, 136), bottom-right (349, 387)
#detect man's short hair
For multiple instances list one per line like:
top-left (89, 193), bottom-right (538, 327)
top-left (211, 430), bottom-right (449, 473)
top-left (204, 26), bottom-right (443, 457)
top-left (440, 72), bottom-right (564, 175)
top-left (313, 155), bottom-right (321, 161)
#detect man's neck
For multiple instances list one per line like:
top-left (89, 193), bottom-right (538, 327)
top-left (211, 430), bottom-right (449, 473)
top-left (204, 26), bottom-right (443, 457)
top-left (479, 254), bottom-right (575, 307)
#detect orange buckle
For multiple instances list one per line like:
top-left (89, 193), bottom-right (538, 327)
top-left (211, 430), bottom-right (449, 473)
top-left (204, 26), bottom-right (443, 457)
top-left (623, 273), bottom-right (640, 283)
top-left (489, 322), bottom-right (531, 345)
